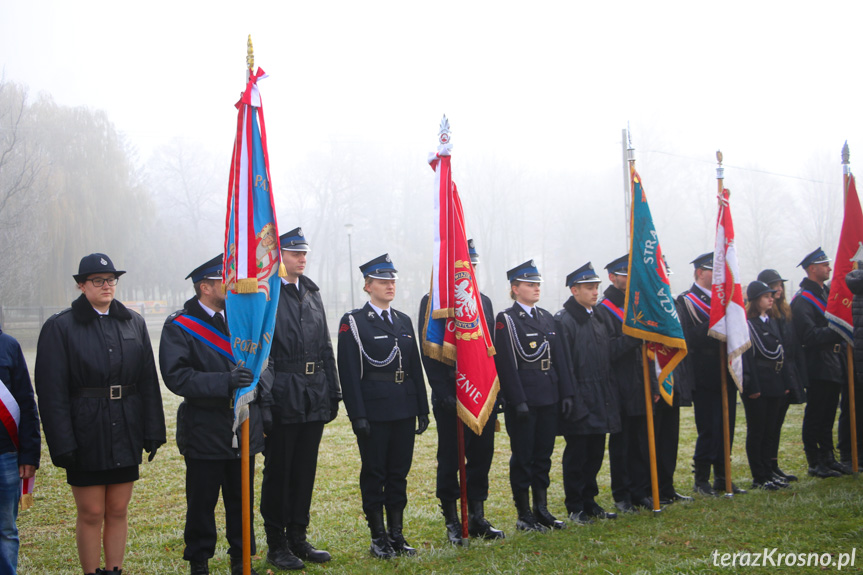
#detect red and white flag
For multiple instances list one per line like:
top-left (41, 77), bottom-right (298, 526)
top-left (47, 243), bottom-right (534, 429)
top-left (708, 188), bottom-right (750, 392)
top-left (826, 173), bottom-right (863, 343)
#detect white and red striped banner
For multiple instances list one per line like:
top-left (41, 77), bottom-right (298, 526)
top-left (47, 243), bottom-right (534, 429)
top-left (0, 378), bottom-right (35, 508)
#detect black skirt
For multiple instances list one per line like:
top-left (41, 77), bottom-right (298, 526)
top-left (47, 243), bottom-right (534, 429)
top-left (66, 465), bottom-right (139, 487)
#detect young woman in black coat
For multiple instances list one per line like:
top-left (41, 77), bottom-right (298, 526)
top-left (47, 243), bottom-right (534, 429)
top-left (35, 254), bottom-right (166, 575)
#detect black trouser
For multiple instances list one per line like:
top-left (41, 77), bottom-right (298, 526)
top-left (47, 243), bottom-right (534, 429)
top-left (562, 433), bottom-right (606, 514)
top-left (260, 421), bottom-right (325, 540)
top-left (838, 379), bottom-right (863, 461)
top-left (742, 394), bottom-right (781, 483)
top-left (609, 414), bottom-right (649, 503)
top-left (653, 400), bottom-right (681, 499)
top-left (183, 457), bottom-right (256, 562)
top-left (433, 405), bottom-right (497, 501)
top-left (802, 380), bottom-right (841, 456)
top-left (356, 417), bottom-right (416, 516)
top-left (767, 396), bottom-right (790, 466)
top-left (504, 403), bottom-right (557, 494)
top-left (692, 384), bottom-right (737, 466)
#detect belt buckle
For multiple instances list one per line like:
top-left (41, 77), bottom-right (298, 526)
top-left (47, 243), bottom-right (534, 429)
top-left (541, 358), bottom-right (551, 371)
top-left (305, 361), bottom-right (316, 375)
top-left (834, 344), bottom-right (842, 354)
top-left (109, 385), bottom-right (122, 400)
top-left (395, 370), bottom-right (405, 384)
top-left (775, 360), bottom-right (784, 373)
top-left (229, 396), bottom-right (235, 410)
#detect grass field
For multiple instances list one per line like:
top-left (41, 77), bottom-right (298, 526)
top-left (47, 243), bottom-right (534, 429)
top-left (16, 344), bottom-right (863, 575)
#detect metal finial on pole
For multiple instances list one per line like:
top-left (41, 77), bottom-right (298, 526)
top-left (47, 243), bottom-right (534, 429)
top-left (439, 114), bottom-right (451, 145)
top-left (247, 35), bottom-right (255, 73)
top-left (716, 150), bottom-right (724, 181)
top-left (622, 125), bottom-right (635, 249)
top-left (843, 141), bottom-right (851, 175)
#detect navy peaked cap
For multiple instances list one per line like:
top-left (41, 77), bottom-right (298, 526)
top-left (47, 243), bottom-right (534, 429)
top-left (360, 254), bottom-right (398, 279)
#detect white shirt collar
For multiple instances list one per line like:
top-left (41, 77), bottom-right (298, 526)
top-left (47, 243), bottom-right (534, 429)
top-left (198, 299), bottom-right (224, 320)
top-left (281, 277), bottom-right (299, 288)
top-left (694, 283), bottom-right (712, 297)
top-left (368, 301), bottom-right (391, 321)
top-left (516, 301), bottom-right (535, 316)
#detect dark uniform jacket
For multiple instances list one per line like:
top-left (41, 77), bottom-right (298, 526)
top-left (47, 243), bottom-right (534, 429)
top-left (160, 297), bottom-right (268, 460)
top-left (271, 276), bottom-right (341, 424)
top-left (35, 295), bottom-right (166, 470)
top-left (676, 284), bottom-right (722, 393)
top-left (847, 269), bottom-right (863, 381)
top-left (495, 303), bottom-right (574, 410)
top-left (555, 296), bottom-right (620, 435)
top-left (596, 285), bottom-right (658, 417)
top-left (0, 326), bottom-right (40, 467)
top-left (773, 313), bottom-right (807, 404)
top-left (791, 278), bottom-right (845, 385)
top-left (418, 292), bottom-right (495, 407)
top-left (743, 317), bottom-right (790, 398)
top-left (337, 303), bottom-right (429, 422)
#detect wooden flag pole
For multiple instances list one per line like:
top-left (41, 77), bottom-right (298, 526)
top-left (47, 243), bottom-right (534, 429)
top-left (716, 151), bottom-right (734, 497)
top-left (642, 344), bottom-right (662, 513)
top-left (239, 34), bottom-right (254, 575)
top-left (456, 416), bottom-right (470, 545)
top-left (842, 142), bottom-right (859, 476)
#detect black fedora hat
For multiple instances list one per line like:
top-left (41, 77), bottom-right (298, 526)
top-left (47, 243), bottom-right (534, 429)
top-left (74, 253), bottom-right (126, 283)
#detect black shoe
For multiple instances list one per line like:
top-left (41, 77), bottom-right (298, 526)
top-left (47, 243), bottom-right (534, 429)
top-left (751, 480), bottom-right (780, 491)
top-left (773, 466), bottom-right (798, 482)
top-left (189, 560), bottom-right (209, 575)
top-left (634, 497), bottom-right (656, 510)
top-left (288, 524), bottom-right (331, 563)
top-left (585, 505), bottom-right (617, 520)
top-left (513, 491), bottom-right (547, 532)
top-left (808, 463), bottom-right (842, 478)
top-left (769, 474), bottom-right (790, 488)
top-left (826, 458), bottom-right (852, 475)
top-left (693, 461), bottom-right (716, 496)
top-left (467, 500), bottom-right (505, 539)
top-left (666, 491), bottom-right (693, 504)
top-left (386, 507), bottom-right (417, 556)
top-left (568, 511), bottom-right (594, 525)
top-left (441, 499), bottom-right (463, 545)
top-left (713, 479), bottom-right (747, 494)
top-left (266, 541), bottom-right (304, 570)
top-left (614, 500), bottom-right (637, 514)
top-left (230, 556), bottom-right (259, 575)
top-left (532, 488), bottom-right (566, 529)
top-left (367, 509), bottom-right (396, 559)
top-left (98, 569), bottom-right (123, 575)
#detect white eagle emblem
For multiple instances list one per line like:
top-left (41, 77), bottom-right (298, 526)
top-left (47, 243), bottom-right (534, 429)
top-left (455, 279), bottom-right (477, 320)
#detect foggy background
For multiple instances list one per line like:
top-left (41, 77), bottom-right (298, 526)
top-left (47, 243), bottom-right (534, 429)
top-left (1, 1), bottom-right (861, 341)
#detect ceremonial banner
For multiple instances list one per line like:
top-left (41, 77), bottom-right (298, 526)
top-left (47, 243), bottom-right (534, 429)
top-left (708, 188), bottom-right (750, 392)
top-left (827, 173), bottom-right (863, 343)
top-left (422, 116), bottom-right (499, 435)
top-left (223, 68), bottom-right (284, 433)
top-left (622, 167), bottom-right (687, 405)
top-left (0, 378), bottom-right (35, 508)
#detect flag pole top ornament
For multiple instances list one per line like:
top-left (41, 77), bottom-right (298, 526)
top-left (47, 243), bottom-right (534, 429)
top-left (842, 141), bottom-right (851, 175)
top-left (716, 150), bottom-right (725, 182)
top-left (247, 35), bottom-right (254, 73)
top-left (626, 123), bottom-right (636, 164)
top-left (439, 115), bottom-right (451, 145)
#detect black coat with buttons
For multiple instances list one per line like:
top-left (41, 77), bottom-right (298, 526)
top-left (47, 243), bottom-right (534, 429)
top-left (337, 303), bottom-right (429, 422)
top-left (35, 294), bottom-right (166, 471)
top-left (743, 316), bottom-right (790, 398)
top-left (554, 296), bottom-right (621, 435)
top-left (847, 269), bottom-right (863, 382)
top-left (160, 297), bottom-right (268, 460)
top-left (791, 278), bottom-right (846, 385)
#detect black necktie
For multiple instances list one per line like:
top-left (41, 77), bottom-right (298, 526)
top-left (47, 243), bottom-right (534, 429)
top-left (530, 308), bottom-right (537, 320)
top-left (382, 310), bottom-right (391, 325)
top-left (213, 313), bottom-right (227, 334)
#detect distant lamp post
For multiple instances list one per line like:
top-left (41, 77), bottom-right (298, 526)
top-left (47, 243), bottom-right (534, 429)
top-left (345, 224), bottom-right (355, 309)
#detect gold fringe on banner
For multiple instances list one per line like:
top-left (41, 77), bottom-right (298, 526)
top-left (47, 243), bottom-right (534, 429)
top-left (456, 376), bottom-right (500, 435)
top-left (236, 278), bottom-right (258, 293)
top-left (20, 494), bottom-right (33, 511)
top-left (431, 307), bottom-right (454, 320)
top-left (278, 262), bottom-right (287, 278)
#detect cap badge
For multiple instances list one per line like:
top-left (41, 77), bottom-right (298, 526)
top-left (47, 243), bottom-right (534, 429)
top-left (385, 255), bottom-right (391, 262)
top-left (100, 258), bottom-right (107, 265)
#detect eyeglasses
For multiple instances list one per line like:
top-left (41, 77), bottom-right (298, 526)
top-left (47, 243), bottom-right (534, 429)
top-left (87, 277), bottom-right (119, 287)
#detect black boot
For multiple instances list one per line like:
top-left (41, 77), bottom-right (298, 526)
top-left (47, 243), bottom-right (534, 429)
top-left (513, 490), bottom-right (546, 532)
top-left (713, 462), bottom-right (746, 494)
top-left (693, 461), bottom-right (716, 496)
top-left (229, 556), bottom-right (259, 575)
top-left (467, 499), bottom-right (505, 539)
top-left (772, 460), bottom-right (798, 482)
top-left (188, 560), bottom-right (209, 575)
top-left (441, 499), bottom-right (463, 545)
top-left (265, 527), bottom-right (304, 570)
top-left (806, 450), bottom-right (841, 478)
top-left (288, 524), bottom-right (331, 563)
top-left (367, 509), bottom-right (396, 559)
top-left (386, 506), bottom-right (417, 556)
top-left (532, 488), bottom-right (566, 529)
top-left (824, 452), bottom-right (852, 475)
top-left (98, 569), bottom-right (122, 575)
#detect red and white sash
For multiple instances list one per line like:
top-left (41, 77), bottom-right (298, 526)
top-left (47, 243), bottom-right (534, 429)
top-left (0, 379), bottom-right (34, 509)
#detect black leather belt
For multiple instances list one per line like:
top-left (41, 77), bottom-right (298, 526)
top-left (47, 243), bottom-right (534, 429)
top-left (72, 385), bottom-right (137, 399)
top-left (186, 397), bottom-right (234, 409)
top-left (756, 358), bottom-right (784, 373)
top-left (275, 360), bottom-right (323, 375)
top-left (833, 344), bottom-right (843, 354)
top-left (519, 359), bottom-right (552, 371)
top-left (364, 371), bottom-right (406, 383)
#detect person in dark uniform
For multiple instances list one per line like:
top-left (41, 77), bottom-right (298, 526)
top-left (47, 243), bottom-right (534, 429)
top-left (676, 252), bottom-right (744, 495)
top-left (260, 228), bottom-right (340, 571)
top-left (418, 239), bottom-right (504, 545)
top-left (555, 262), bottom-right (620, 524)
top-left (741, 281), bottom-right (790, 490)
top-left (845, 265), bottom-right (863, 468)
top-left (495, 260), bottom-right (574, 532)
top-left (337, 254), bottom-right (430, 559)
top-left (792, 248), bottom-right (850, 477)
top-left (36, 253), bottom-right (166, 575)
top-left (597, 255), bottom-right (654, 513)
top-left (757, 268), bottom-right (805, 483)
top-left (159, 255), bottom-right (270, 575)
top-left (657, 257), bottom-right (694, 505)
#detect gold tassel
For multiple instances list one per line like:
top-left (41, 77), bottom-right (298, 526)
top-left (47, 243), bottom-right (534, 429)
top-left (487, 345), bottom-right (496, 357)
top-left (431, 307), bottom-right (455, 320)
top-left (19, 494), bottom-right (33, 511)
top-left (278, 262), bottom-right (287, 278)
top-left (236, 278), bottom-right (258, 293)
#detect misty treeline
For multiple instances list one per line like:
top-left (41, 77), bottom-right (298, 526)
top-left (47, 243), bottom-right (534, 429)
top-left (0, 78), bottom-right (844, 328)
